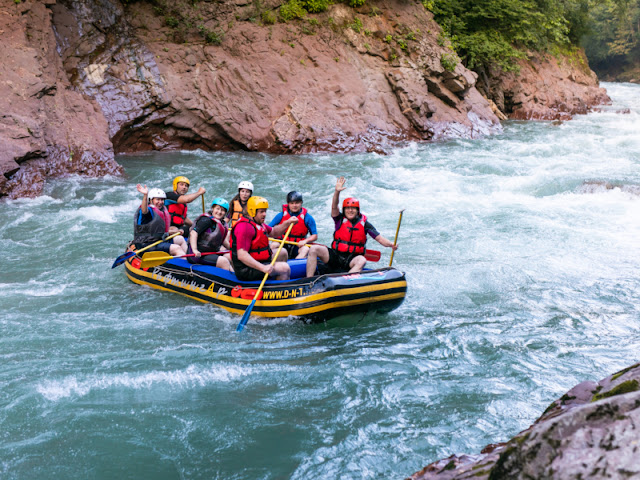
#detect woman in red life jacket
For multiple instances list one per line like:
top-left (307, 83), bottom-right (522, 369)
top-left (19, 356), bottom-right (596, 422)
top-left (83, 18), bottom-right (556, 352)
top-left (305, 177), bottom-right (398, 277)
top-left (164, 175), bottom-right (206, 236)
top-left (134, 184), bottom-right (187, 256)
top-left (230, 196), bottom-right (298, 281)
top-left (226, 180), bottom-right (253, 228)
top-left (268, 191), bottom-right (318, 259)
top-left (187, 197), bottom-right (233, 271)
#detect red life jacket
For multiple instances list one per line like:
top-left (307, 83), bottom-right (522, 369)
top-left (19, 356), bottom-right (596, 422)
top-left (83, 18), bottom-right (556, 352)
top-left (231, 217), bottom-right (272, 262)
top-left (165, 198), bottom-right (187, 228)
top-left (276, 205), bottom-right (309, 242)
top-left (332, 214), bottom-right (367, 255)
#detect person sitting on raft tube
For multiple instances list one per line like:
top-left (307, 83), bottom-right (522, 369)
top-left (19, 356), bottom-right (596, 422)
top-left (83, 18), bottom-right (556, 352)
top-left (226, 180), bottom-right (253, 228)
top-left (134, 184), bottom-right (188, 256)
top-left (164, 176), bottom-right (206, 236)
top-left (187, 197), bottom-right (233, 271)
top-left (268, 191), bottom-right (318, 259)
top-left (231, 196), bottom-right (299, 281)
top-left (305, 176), bottom-right (398, 277)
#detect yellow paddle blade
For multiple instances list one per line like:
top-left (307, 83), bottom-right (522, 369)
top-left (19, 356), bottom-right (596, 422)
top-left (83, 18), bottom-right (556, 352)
top-left (140, 251), bottom-right (174, 268)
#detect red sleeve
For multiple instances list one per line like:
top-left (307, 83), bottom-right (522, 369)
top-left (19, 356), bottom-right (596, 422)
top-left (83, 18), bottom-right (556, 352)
top-left (264, 224), bottom-right (273, 235)
top-left (233, 222), bottom-right (254, 251)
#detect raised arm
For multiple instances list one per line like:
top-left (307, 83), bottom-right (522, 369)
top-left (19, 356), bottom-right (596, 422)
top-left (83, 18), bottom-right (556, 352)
top-left (177, 187), bottom-right (206, 204)
top-left (331, 176), bottom-right (347, 218)
top-left (137, 184), bottom-right (149, 214)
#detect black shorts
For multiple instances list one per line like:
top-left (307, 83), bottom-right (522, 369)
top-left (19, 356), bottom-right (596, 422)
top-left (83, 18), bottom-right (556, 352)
top-left (325, 248), bottom-right (357, 273)
top-left (134, 241), bottom-right (172, 254)
top-left (233, 259), bottom-right (268, 281)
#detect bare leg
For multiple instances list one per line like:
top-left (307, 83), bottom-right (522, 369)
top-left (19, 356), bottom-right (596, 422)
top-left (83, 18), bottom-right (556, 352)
top-left (295, 245), bottom-right (311, 259)
top-left (216, 255), bottom-right (232, 272)
top-left (348, 255), bottom-right (366, 273)
top-left (173, 236), bottom-right (188, 254)
top-left (306, 245), bottom-right (330, 277)
top-left (169, 244), bottom-right (184, 256)
top-left (273, 261), bottom-right (291, 280)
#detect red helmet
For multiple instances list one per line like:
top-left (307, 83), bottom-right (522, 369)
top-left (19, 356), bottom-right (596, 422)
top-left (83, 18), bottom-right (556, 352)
top-left (342, 197), bottom-right (360, 209)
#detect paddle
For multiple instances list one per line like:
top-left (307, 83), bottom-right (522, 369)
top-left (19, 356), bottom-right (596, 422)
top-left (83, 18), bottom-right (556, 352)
top-left (237, 223), bottom-right (294, 332)
top-left (140, 250), bottom-right (230, 269)
top-left (111, 231), bottom-right (181, 268)
top-left (201, 195), bottom-right (205, 214)
top-left (389, 209), bottom-right (404, 267)
top-left (267, 238), bottom-right (381, 262)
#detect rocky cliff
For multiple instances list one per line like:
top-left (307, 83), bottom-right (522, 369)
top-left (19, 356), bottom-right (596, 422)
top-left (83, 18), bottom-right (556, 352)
top-left (408, 363), bottom-right (640, 480)
top-left (0, 0), bottom-right (609, 198)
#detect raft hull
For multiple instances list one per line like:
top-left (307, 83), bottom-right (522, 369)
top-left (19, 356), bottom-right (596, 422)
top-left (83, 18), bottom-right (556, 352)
top-left (124, 257), bottom-right (407, 321)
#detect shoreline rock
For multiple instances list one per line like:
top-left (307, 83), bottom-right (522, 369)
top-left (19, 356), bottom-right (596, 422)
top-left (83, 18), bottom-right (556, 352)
top-left (1, 0), bottom-right (610, 198)
top-left (407, 363), bottom-right (640, 480)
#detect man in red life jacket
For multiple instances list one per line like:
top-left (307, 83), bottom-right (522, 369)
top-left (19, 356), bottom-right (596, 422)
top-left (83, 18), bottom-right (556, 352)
top-left (231, 196), bottom-right (298, 281)
top-left (133, 184), bottom-right (187, 256)
top-left (305, 176), bottom-right (398, 277)
top-left (164, 176), bottom-right (206, 236)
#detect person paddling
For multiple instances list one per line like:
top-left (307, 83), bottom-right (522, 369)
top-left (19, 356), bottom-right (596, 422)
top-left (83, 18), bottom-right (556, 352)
top-left (164, 176), bottom-right (206, 236)
top-left (305, 177), bottom-right (398, 277)
top-left (226, 180), bottom-right (253, 228)
top-left (269, 191), bottom-right (318, 259)
top-left (134, 184), bottom-right (187, 256)
top-left (187, 197), bottom-right (233, 271)
top-left (231, 196), bottom-right (298, 281)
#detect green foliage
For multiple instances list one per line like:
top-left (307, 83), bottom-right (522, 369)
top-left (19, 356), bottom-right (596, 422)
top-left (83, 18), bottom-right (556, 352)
top-left (261, 10), bottom-right (277, 24)
top-left (427, 0), bottom-right (593, 73)
top-left (582, 0), bottom-right (640, 73)
top-left (165, 16), bottom-right (180, 28)
top-left (198, 25), bottom-right (224, 45)
top-left (349, 0), bottom-right (366, 7)
top-left (300, 0), bottom-right (331, 13)
top-left (349, 17), bottom-right (363, 33)
top-left (440, 52), bottom-right (459, 71)
top-left (279, 0), bottom-right (307, 21)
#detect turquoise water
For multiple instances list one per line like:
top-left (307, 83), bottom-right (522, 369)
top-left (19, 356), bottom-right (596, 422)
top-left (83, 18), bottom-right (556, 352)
top-left (1, 83), bottom-right (639, 479)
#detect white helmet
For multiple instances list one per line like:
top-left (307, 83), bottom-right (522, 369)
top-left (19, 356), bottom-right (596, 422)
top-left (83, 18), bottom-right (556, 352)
top-left (238, 181), bottom-right (254, 191)
top-left (148, 188), bottom-right (166, 200)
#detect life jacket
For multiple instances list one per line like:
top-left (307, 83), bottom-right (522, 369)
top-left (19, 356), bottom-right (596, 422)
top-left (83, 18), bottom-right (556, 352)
top-left (229, 199), bottom-right (246, 228)
top-left (275, 205), bottom-right (309, 242)
top-left (133, 206), bottom-right (170, 246)
top-left (331, 214), bottom-right (368, 255)
top-left (192, 214), bottom-right (227, 253)
top-left (165, 197), bottom-right (188, 229)
top-left (231, 216), bottom-right (272, 262)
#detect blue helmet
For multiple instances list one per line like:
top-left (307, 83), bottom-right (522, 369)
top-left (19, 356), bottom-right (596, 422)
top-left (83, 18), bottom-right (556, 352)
top-left (211, 197), bottom-right (229, 212)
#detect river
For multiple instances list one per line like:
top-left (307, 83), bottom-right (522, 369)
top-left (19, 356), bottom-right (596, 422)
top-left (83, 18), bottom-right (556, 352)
top-left (1, 82), bottom-right (639, 479)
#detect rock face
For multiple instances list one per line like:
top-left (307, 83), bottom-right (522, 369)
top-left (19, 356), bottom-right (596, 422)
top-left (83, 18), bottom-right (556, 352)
top-left (408, 363), bottom-right (640, 480)
top-left (0, 0), bottom-right (609, 198)
top-left (483, 50), bottom-right (611, 121)
top-left (0, 0), bottom-right (123, 199)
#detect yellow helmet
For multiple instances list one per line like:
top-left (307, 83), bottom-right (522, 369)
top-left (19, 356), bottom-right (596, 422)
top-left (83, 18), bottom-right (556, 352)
top-left (247, 196), bottom-right (269, 217)
top-left (172, 176), bottom-right (190, 191)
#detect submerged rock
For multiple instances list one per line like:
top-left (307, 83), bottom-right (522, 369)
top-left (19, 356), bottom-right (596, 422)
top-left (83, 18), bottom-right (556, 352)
top-left (407, 363), bottom-right (640, 480)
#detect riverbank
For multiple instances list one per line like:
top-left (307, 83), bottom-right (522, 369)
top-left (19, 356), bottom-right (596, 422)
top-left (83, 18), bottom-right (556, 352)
top-left (1, 0), bottom-right (609, 199)
top-left (408, 363), bottom-right (640, 479)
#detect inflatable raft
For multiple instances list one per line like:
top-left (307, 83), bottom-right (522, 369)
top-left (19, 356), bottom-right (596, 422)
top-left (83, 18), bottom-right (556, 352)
top-left (124, 256), bottom-right (407, 321)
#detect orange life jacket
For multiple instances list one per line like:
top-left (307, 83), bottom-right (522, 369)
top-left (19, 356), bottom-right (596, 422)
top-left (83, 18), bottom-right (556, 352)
top-left (276, 205), bottom-right (309, 242)
top-left (229, 199), bottom-right (246, 228)
top-left (231, 217), bottom-right (272, 262)
top-left (332, 214), bottom-right (367, 255)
